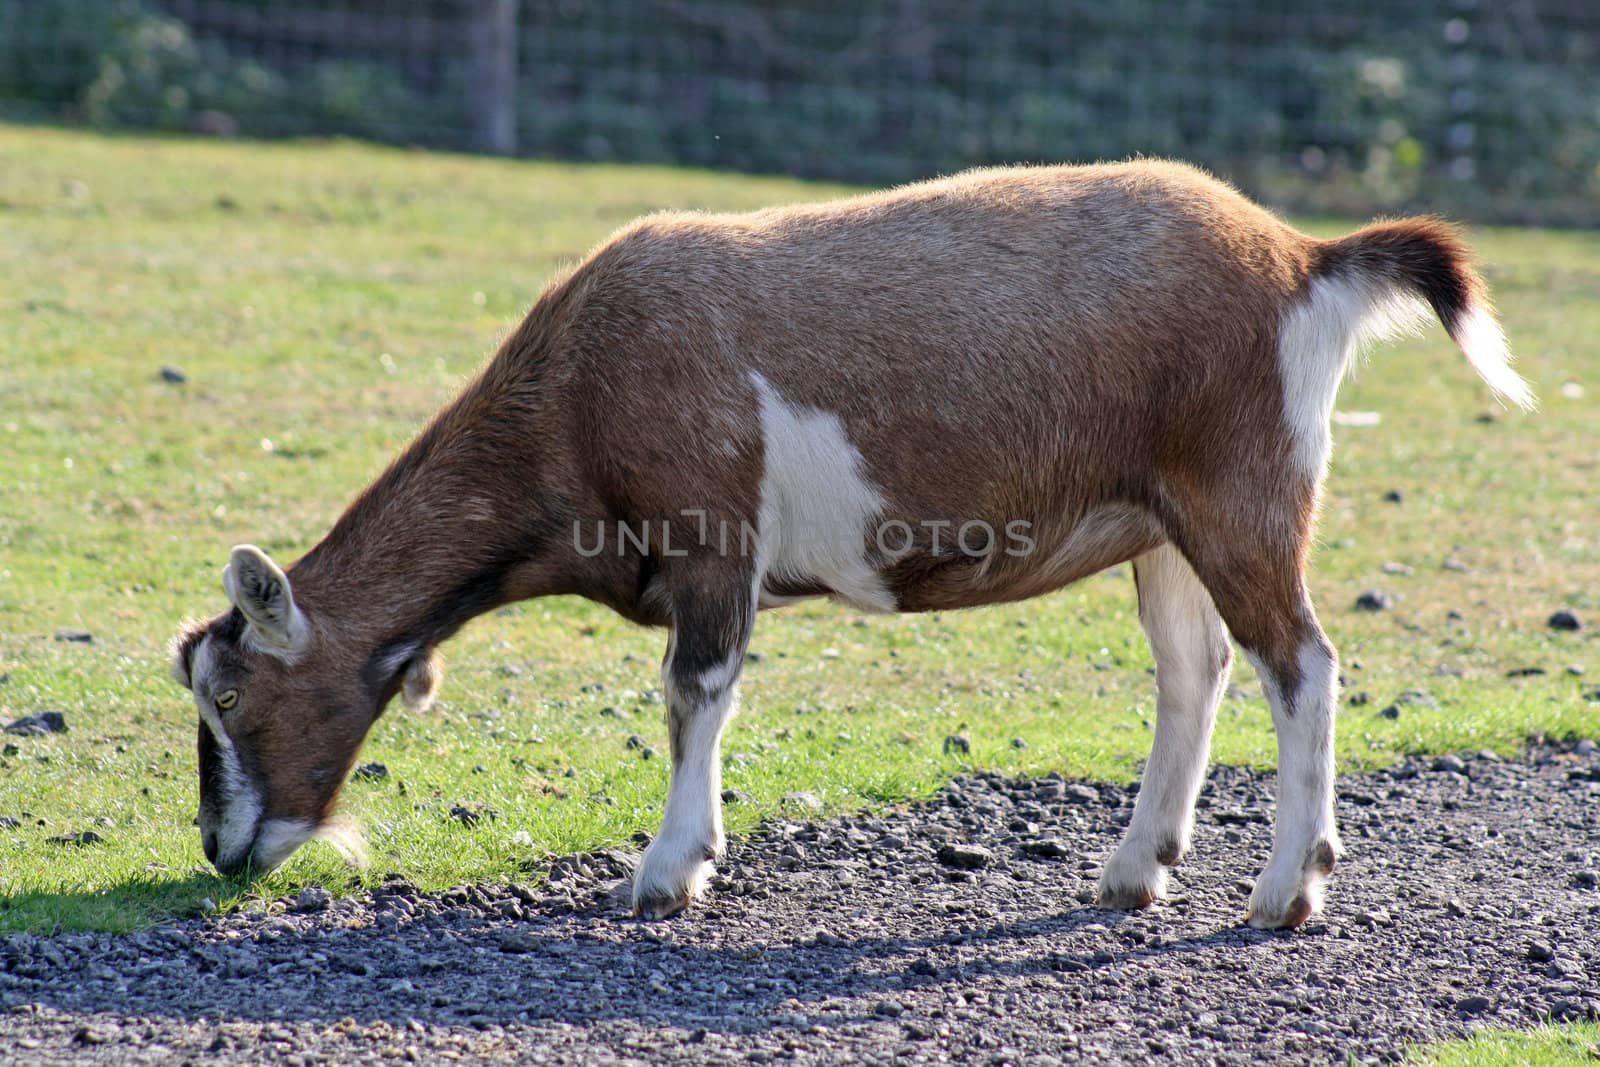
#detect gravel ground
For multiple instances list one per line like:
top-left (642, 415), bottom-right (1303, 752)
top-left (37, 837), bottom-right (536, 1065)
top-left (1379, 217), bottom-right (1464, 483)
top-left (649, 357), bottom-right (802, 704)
top-left (4, 744), bottom-right (1599, 1066)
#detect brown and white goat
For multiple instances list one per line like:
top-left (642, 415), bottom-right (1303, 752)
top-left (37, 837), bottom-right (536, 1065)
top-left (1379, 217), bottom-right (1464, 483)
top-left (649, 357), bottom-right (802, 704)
top-left (171, 161), bottom-right (1531, 928)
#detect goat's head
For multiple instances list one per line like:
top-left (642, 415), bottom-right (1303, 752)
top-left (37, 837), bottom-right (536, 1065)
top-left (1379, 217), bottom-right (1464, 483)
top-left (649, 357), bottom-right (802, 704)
top-left (170, 545), bottom-right (440, 876)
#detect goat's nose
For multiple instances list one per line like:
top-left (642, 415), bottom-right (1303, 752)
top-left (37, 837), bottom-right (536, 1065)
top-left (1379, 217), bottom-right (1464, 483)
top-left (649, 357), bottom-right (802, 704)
top-left (202, 830), bottom-right (219, 865)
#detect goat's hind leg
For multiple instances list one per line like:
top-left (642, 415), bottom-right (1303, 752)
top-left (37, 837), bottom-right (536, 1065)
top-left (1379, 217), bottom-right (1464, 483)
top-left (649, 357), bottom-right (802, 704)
top-left (632, 578), bottom-right (754, 919)
top-left (1098, 544), bottom-right (1232, 910)
top-left (1180, 527), bottom-right (1342, 929)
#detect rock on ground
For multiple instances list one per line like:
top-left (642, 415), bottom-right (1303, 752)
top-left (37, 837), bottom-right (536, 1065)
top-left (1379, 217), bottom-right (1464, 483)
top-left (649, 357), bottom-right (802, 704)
top-left (2, 748), bottom-right (1598, 1066)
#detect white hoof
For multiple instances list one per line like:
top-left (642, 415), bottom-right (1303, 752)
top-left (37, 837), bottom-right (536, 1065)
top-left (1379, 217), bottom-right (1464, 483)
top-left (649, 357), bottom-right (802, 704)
top-left (1096, 847), bottom-right (1167, 910)
top-left (631, 834), bottom-right (717, 919)
top-left (1245, 840), bottom-right (1337, 930)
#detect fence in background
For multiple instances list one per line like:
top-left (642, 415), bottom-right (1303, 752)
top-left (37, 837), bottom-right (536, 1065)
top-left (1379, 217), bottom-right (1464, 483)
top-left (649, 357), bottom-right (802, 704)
top-left (2, 1), bottom-right (1596, 224)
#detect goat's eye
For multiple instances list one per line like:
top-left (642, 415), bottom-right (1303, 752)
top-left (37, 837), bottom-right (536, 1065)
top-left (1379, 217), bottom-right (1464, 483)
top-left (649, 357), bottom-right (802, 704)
top-left (215, 689), bottom-right (239, 711)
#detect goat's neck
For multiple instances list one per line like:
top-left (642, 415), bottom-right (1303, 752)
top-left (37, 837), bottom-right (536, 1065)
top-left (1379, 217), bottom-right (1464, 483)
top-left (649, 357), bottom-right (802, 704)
top-left (288, 377), bottom-right (569, 654)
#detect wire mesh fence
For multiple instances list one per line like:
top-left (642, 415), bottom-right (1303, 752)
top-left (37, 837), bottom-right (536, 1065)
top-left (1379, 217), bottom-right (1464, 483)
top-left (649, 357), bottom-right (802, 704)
top-left (2, 1), bottom-right (1596, 224)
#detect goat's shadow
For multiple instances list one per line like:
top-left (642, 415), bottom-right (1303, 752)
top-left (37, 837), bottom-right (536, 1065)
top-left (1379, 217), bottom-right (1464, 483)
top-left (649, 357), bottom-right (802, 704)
top-left (2, 870), bottom-right (1308, 1035)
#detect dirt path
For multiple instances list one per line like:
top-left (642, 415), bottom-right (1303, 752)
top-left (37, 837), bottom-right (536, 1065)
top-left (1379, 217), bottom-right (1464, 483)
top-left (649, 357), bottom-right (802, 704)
top-left (4, 745), bottom-right (1598, 1065)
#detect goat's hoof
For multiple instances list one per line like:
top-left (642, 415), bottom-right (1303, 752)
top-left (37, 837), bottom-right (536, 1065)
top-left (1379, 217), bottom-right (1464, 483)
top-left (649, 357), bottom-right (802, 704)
top-left (1095, 853), bottom-right (1166, 910)
top-left (632, 890), bottom-right (693, 921)
top-left (1245, 840), bottom-right (1338, 929)
top-left (1245, 893), bottom-right (1314, 930)
top-left (630, 841), bottom-right (714, 919)
top-left (1096, 882), bottom-right (1159, 911)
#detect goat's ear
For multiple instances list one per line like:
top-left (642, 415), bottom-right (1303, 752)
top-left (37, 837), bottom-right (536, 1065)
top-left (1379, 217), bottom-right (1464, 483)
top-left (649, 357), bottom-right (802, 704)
top-left (169, 620), bottom-right (206, 690)
top-left (223, 545), bottom-right (309, 655)
top-left (401, 648), bottom-right (443, 712)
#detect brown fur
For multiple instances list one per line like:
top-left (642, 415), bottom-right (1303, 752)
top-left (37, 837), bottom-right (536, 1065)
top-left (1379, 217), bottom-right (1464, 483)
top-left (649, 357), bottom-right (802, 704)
top-left (173, 161), bottom-right (1519, 911)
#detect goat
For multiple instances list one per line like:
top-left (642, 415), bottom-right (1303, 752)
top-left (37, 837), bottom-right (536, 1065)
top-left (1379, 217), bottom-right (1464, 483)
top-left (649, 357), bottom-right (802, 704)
top-left (170, 160), bottom-right (1531, 928)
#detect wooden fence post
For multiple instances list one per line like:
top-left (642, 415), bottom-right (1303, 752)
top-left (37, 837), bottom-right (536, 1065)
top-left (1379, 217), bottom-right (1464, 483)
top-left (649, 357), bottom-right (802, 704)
top-left (466, 0), bottom-right (518, 155)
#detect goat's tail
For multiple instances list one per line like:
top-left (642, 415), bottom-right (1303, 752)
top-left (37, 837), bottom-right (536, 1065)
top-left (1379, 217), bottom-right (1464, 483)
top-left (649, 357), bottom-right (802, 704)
top-left (1312, 218), bottom-right (1536, 410)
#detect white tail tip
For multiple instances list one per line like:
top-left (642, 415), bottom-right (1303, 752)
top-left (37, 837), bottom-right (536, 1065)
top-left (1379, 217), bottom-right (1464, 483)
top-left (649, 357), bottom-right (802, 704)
top-left (1455, 306), bottom-right (1536, 411)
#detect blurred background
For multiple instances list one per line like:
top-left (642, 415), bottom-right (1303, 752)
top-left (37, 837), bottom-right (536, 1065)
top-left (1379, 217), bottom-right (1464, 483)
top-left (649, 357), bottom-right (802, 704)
top-left (1, 1), bottom-right (1596, 225)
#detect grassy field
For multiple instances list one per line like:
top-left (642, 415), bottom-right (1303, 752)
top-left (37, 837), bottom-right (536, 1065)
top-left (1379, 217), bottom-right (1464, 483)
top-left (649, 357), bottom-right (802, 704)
top-left (0, 126), bottom-right (1597, 943)
top-left (1411, 1023), bottom-right (1600, 1066)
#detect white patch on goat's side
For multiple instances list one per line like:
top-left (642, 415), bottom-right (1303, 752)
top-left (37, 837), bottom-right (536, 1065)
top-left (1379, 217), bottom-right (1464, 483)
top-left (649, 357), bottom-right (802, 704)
top-left (749, 373), bottom-right (895, 613)
top-left (1452, 304), bottom-right (1535, 411)
top-left (1276, 275), bottom-right (1431, 478)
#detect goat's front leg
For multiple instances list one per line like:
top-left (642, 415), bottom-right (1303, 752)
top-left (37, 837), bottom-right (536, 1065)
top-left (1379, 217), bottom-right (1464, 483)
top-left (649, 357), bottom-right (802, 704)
top-left (632, 584), bottom-right (753, 918)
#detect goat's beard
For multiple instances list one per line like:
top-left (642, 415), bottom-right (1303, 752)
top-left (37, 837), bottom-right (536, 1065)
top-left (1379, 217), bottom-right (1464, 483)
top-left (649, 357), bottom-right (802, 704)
top-left (314, 813), bottom-right (370, 868)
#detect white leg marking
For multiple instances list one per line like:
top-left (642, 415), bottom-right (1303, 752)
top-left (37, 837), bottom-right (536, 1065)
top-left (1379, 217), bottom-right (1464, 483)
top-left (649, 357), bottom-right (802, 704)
top-left (633, 589), bottom-right (752, 918)
top-left (1277, 275), bottom-right (1430, 478)
top-left (1099, 545), bottom-right (1231, 909)
top-left (1246, 640), bottom-right (1342, 929)
top-left (750, 372), bottom-right (895, 613)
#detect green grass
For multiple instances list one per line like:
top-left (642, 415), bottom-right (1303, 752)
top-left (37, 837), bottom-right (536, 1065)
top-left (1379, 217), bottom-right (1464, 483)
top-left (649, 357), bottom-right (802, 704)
top-left (1, 126), bottom-right (1597, 940)
top-left (1411, 1024), bottom-right (1600, 1066)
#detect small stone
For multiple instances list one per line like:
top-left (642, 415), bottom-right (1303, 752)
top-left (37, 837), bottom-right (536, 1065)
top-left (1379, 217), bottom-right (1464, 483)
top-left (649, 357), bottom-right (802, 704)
top-left (1567, 665), bottom-right (1585, 677)
top-left (1379, 705), bottom-right (1401, 720)
top-left (1527, 939), bottom-right (1555, 962)
top-left (291, 886), bottom-right (332, 912)
top-left (721, 788), bottom-right (752, 805)
top-left (1549, 610), bottom-right (1583, 632)
top-left (782, 792), bottom-right (823, 813)
top-left (54, 629), bottom-right (93, 643)
top-left (1575, 739), bottom-right (1597, 755)
top-left (1011, 737), bottom-right (1028, 749)
top-left (4, 711), bottom-right (67, 735)
top-left (1348, 691), bottom-right (1371, 707)
top-left (352, 762), bottom-right (389, 781)
top-left (942, 734), bottom-right (971, 755)
top-left (1431, 754), bottom-right (1467, 775)
top-left (1354, 590), bottom-right (1392, 612)
top-left (448, 804), bottom-right (484, 827)
top-left (625, 734), bottom-right (646, 750)
top-left (1064, 784), bottom-right (1101, 805)
top-left (159, 366), bottom-right (188, 384)
top-left (1397, 688), bottom-right (1438, 708)
top-left (936, 843), bottom-right (993, 870)
top-left (0, 816), bottom-right (20, 829)
top-left (1572, 870), bottom-right (1598, 890)
top-left (600, 706), bottom-right (629, 720)
top-left (1456, 995), bottom-right (1492, 1015)
top-left (1442, 557), bottom-right (1469, 573)
top-left (873, 1000), bottom-right (905, 1018)
top-left (1381, 561), bottom-right (1413, 575)
top-left (1505, 667), bottom-right (1546, 678)
top-left (1021, 839), bottom-right (1069, 859)
top-left (499, 931), bottom-right (540, 954)
top-left (1382, 489), bottom-right (1404, 503)
top-left (48, 830), bottom-right (103, 847)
